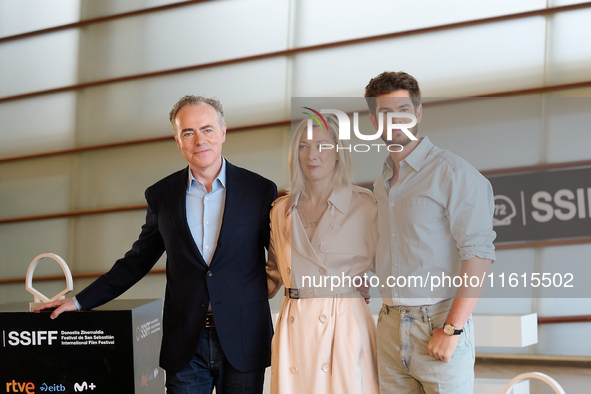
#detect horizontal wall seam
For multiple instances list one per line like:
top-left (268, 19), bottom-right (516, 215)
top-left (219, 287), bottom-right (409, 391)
top-left (1, 82), bottom-right (590, 164)
top-left (0, 204), bottom-right (148, 224)
top-left (0, 0), bottom-right (215, 44)
top-left (1, 2), bottom-right (590, 104)
top-left (538, 315), bottom-right (591, 324)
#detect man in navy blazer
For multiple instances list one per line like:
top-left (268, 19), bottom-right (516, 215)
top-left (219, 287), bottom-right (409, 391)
top-left (37, 95), bottom-right (278, 393)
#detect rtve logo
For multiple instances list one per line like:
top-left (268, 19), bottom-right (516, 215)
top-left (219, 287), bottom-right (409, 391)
top-left (5, 381), bottom-right (34, 394)
top-left (302, 107), bottom-right (418, 153)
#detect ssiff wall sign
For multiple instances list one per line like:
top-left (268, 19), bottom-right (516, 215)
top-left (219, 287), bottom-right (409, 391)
top-left (489, 165), bottom-right (591, 245)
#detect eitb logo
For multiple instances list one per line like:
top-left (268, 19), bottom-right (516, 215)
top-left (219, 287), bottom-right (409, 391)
top-left (301, 107), bottom-right (418, 153)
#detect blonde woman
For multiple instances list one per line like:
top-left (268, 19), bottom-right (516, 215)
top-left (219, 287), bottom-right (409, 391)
top-left (267, 116), bottom-right (379, 393)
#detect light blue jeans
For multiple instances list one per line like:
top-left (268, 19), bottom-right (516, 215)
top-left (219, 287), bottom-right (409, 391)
top-left (377, 298), bottom-right (475, 394)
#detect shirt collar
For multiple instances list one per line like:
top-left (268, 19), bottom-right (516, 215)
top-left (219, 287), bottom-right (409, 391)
top-left (327, 184), bottom-right (352, 214)
top-left (383, 136), bottom-right (434, 173)
top-left (188, 157), bottom-right (227, 191)
top-left (286, 184), bottom-right (352, 217)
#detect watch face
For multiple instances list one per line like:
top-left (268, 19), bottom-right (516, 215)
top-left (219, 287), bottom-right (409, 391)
top-left (443, 324), bottom-right (454, 335)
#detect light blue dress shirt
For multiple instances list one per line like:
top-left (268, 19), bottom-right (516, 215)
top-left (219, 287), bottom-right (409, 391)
top-left (186, 158), bottom-right (226, 265)
top-left (373, 137), bottom-right (496, 307)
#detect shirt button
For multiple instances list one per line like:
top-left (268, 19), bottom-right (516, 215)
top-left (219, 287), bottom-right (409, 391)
top-left (205, 221), bottom-right (209, 225)
top-left (322, 364), bottom-right (330, 373)
top-left (319, 314), bottom-right (327, 323)
top-left (391, 233), bottom-right (396, 237)
top-left (204, 245), bottom-right (209, 249)
top-left (290, 366), bottom-right (298, 374)
top-left (319, 268), bottom-right (326, 275)
top-left (201, 302), bottom-right (207, 308)
top-left (287, 267), bottom-right (291, 275)
top-left (391, 203), bottom-right (395, 207)
top-left (207, 271), bottom-right (213, 277)
top-left (290, 316), bottom-right (295, 323)
top-left (394, 292), bottom-right (399, 297)
top-left (205, 197), bottom-right (209, 201)
top-left (321, 245), bottom-right (327, 252)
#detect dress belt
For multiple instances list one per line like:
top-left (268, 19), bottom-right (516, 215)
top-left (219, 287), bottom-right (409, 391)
top-left (284, 285), bottom-right (357, 299)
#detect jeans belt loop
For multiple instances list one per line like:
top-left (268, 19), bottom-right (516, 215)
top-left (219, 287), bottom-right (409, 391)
top-left (205, 312), bottom-right (215, 328)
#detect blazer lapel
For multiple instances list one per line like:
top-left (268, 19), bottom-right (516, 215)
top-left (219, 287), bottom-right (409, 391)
top-left (163, 166), bottom-right (207, 266)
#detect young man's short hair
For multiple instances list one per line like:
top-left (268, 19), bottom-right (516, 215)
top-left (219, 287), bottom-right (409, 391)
top-left (364, 71), bottom-right (422, 115)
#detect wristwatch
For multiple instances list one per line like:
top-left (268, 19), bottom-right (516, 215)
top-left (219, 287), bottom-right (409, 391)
top-left (443, 322), bottom-right (463, 336)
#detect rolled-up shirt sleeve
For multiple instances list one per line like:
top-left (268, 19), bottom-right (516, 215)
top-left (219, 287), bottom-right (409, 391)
top-left (445, 167), bottom-right (497, 263)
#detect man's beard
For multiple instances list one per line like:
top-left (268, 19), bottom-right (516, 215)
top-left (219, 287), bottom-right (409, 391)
top-left (381, 125), bottom-right (419, 146)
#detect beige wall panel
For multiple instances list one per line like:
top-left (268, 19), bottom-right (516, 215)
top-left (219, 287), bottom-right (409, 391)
top-left (294, 0), bottom-right (545, 47)
top-left (0, 219), bottom-right (71, 278)
top-left (0, 93), bottom-right (77, 157)
top-left (546, 8), bottom-right (591, 85)
top-left (0, 0), bottom-right (79, 37)
top-left (75, 57), bottom-right (288, 146)
top-left (0, 156), bottom-right (73, 218)
top-left (0, 283), bottom-right (33, 305)
top-left (78, 0), bottom-right (289, 81)
top-left (548, 86), bottom-right (591, 97)
top-left (0, 30), bottom-right (79, 97)
top-left (535, 244), bottom-right (591, 299)
top-left (81, 0), bottom-right (178, 20)
top-left (550, 0), bottom-right (590, 5)
top-left (72, 211), bottom-right (166, 273)
top-left (75, 142), bottom-right (184, 209)
top-left (222, 126), bottom-right (290, 191)
top-left (292, 18), bottom-right (546, 98)
top-left (544, 97), bottom-right (591, 163)
top-left (536, 322), bottom-right (591, 356)
top-left (423, 98), bottom-right (545, 171)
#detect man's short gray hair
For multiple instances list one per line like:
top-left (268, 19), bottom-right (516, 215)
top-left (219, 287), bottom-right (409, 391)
top-left (169, 95), bottom-right (225, 133)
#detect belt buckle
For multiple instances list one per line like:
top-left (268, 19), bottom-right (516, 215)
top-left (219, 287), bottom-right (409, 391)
top-left (288, 288), bottom-right (300, 299)
top-left (205, 313), bottom-right (215, 328)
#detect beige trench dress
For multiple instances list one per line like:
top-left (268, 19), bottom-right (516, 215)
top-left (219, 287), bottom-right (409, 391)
top-left (267, 185), bottom-right (379, 394)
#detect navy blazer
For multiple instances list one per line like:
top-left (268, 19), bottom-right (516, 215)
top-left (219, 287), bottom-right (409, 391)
top-left (76, 161), bottom-right (278, 373)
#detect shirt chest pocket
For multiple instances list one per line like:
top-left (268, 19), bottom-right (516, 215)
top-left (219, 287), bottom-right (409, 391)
top-left (395, 197), bottom-right (446, 237)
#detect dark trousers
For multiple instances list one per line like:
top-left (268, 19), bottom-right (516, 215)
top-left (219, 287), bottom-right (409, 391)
top-left (166, 326), bottom-right (265, 394)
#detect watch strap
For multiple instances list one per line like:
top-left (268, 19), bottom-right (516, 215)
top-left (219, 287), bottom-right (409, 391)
top-left (444, 322), bottom-right (463, 336)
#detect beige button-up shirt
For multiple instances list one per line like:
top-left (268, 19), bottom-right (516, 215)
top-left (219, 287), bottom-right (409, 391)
top-left (373, 137), bottom-right (496, 307)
